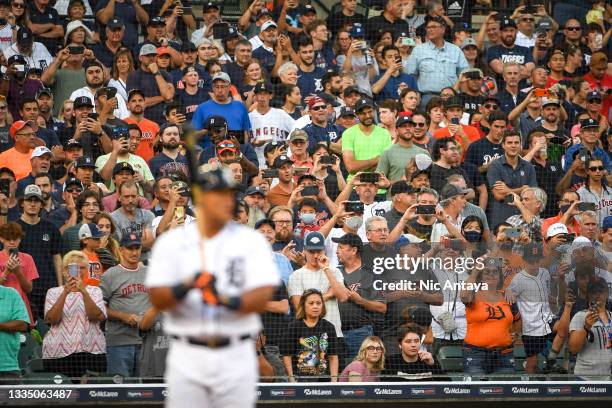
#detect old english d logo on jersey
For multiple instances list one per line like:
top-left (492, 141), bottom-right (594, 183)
top-left (486, 305), bottom-right (507, 321)
top-left (226, 257), bottom-right (245, 288)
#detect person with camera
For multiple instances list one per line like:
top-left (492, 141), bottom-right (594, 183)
top-left (0, 55), bottom-right (43, 121)
top-left (337, 26), bottom-right (377, 98)
top-left (371, 45), bottom-right (417, 103)
top-left (564, 117), bottom-right (611, 173)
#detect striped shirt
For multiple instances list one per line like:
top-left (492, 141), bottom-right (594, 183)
top-left (404, 41), bottom-right (469, 93)
top-left (576, 184), bottom-right (612, 226)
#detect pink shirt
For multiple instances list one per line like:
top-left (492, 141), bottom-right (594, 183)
top-left (339, 360), bottom-right (380, 382)
top-left (102, 193), bottom-right (151, 213)
top-left (43, 286), bottom-right (107, 359)
top-left (0, 251), bottom-right (38, 326)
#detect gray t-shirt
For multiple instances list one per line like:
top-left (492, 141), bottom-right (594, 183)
top-left (100, 264), bottom-right (150, 346)
top-left (111, 208), bottom-right (154, 259)
top-left (569, 310), bottom-right (612, 379)
top-left (139, 315), bottom-right (169, 378)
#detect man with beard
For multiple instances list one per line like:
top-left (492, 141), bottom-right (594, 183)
top-left (70, 61), bottom-right (129, 119)
top-left (95, 125), bottom-right (154, 195)
top-left (149, 123), bottom-right (189, 179)
top-left (102, 162), bottom-right (151, 213)
top-left (269, 205), bottom-right (305, 268)
top-left (320, 71), bottom-right (343, 108)
top-left (302, 97), bottom-right (342, 154)
top-left (0, 55), bottom-right (43, 121)
top-left (124, 89), bottom-right (160, 163)
top-left (377, 115), bottom-right (429, 182)
top-left (455, 68), bottom-right (486, 120)
top-left (429, 137), bottom-right (470, 193)
top-left (532, 98), bottom-right (568, 159)
top-left (223, 40), bottom-right (253, 86)
top-left (249, 82), bottom-right (295, 167)
top-left (252, 21), bottom-right (278, 74)
top-left (69, 96), bottom-right (113, 160)
top-left (296, 39), bottom-right (326, 100)
top-left (486, 17), bottom-right (535, 87)
top-left (36, 88), bottom-right (64, 138)
top-left (267, 155), bottom-right (296, 207)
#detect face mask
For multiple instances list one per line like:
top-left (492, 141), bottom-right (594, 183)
top-left (499, 241), bottom-right (513, 251)
top-left (300, 213), bottom-right (317, 225)
top-left (345, 216), bottom-right (363, 230)
top-left (464, 231), bottom-right (482, 242)
top-left (560, 204), bottom-right (570, 214)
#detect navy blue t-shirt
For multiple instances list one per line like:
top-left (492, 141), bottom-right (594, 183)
top-left (297, 67), bottom-right (326, 99)
top-left (149, 153), bottom-right (190, 179)
top-left (303, 122), bottom-right (342, 153)
top-left (252, 46), bottom-right (276, 74)
top-left (95, 0), bottom-right (140, 49)
top-left (373, 70), bottom-right (419, 102)
top-left (314, 45), bottom-right (337, 71)
top-left (464, 137), bottom-right (504, 170)
top-left (486, 44), bottom-right (533, 86)
top-left (176, 87), bottom-right (210, 121)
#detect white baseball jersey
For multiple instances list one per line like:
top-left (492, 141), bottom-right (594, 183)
top-left (249, 107), bottom-right (295, 168)
top-left (0, 25), bottom-right (12, 53)
top-left (146, 221), bottom-right (280, 337)
top-left (4, 43), bottom-right (52, 71)
top-left (357, 201), bottom-right (393, 241)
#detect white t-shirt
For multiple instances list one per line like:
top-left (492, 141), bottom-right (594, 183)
top-left (146, 222), bottom-right (280, 337)
top-left (70, 87), bottom-right (130, 119)
top-left (0, 25), bottom-right (12, 53)
top-left (4, 43), bottom-right (53, 70)
top-left (357, 201), bottom-right (392, 241)
top-left (249, 107), bottom-right (295, 168)
top-left (151, 214), bottom-right (196, 238)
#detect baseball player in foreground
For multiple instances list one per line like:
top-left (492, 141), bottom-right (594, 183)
top-left (146, 167), bottom-right (279, 407)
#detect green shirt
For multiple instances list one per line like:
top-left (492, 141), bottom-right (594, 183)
top-left (0, 286), bottom-right (29, 373)
top-left (342, 124), bottom-right (392, 183)
top-left (95, 154), bottom-right (155, 194)
top-left (376, 143), bottom-right (430, 182)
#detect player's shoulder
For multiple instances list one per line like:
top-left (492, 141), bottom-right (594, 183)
top-left (152, 222), bottom-right (199, 252)
top-left (223, 222), bottom-right (268, 244)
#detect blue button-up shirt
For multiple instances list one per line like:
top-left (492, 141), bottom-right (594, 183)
top-left (403, 41), bottom-right (469, 93)
top-left (564, 143), bottom-right (612, 172)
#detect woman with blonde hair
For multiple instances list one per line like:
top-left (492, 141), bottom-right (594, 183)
top-left (339, 336), bottom-right (385, 382)
top-left (108, 49), bottom-right (135, 102)
top-left (43, 251), bottom-right (106, 378)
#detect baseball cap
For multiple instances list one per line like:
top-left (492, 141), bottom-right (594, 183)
top-left (303, 4), bottom-right (317, 14)
top-left (107, 17), bottom-right (123, 30)
top-left (194, 167), bottom-right (237, 191)
top-left (245, 186), bottom-right (266, 197)
top-left (139, 43), bottom-right (158, 57)
top-left (120, 232), bottom-right (142, 248)
top-left (546, 223), bottom-right (569, 238)
top-left (261, 21), bottom-right (277, 32)
top-left (7, 54), bottom-right (26, 66)
top-left (263, 141), bottom-right (286, 156)
top-left (440, 183), bottom-right (469, 200)
top-left (499, 16), bottom-right (517, 29)
top-left (157, 47), bottom-right (171, 56)
top-left (541, 97), bottom-right (560, 107)
top-left (206, 115), bottom-right (228, 129)
top-left (216, 139), bottom-right (238, 154)
top-left (462, 67), bottom-right (483, 79)
top-left (331, 233), bottom-right (363, 253)
top-left (182, 66), bottom-right (199, 77)
top-left (256, 8), bottom-right (271, 20)
top-left (571, 236), bottom-right (593, 253)
top-left (23, 185), bottom-right (43, 201)
top-left (127, 89), bottom-right (145, 101)
top-left (537, 17), bottom-right (553, 30)
top-left (113, 162), bottom-right (135, 176)
top-left (63, 177), bottom-right (83, 191)
top-left (65, 138), bottom-right (82, 149)
top-left (304, 231), bottom-right (326, 251)
top-left (31, 146), bottom-right (52, 160)
top-left (227, 26), bottom-right (240, 39)
top-left (339, 106), bottom-right (356, 118)
top-left (353, 98), bottom-right (374, 112)
top-left (351, 24), bottom-right (365, 38)
top-left (454, 21), bottom-right (473, 33)
top-left (308, 96), bottom-right (326, 109)
top-left (180, 41), bottom-right (197, 52)
top-left (273, 154), bottom-right (294, 169)
top-left (212, 71), bottom-right (231, 84)
top-left (586, 91), bottom-right (602, 102)
top-left (396, 115), bottom-right (414, 127)
top-left (444, 96), bottom-right (463, 109)
top-left (590, 51), bottom-right (608, 68)
top-left (253, 81), bottom-right (272, 94)
top-left (79, 223), bottom-right (104, 240)
top-left (317, 93), bottom-right (340, 108)
top-left (288, 129), bottom-right (308, 142)
top-left (203, 2), bottom-right (220, 11)
top-left (389, 181), bottom-right (414, 197)
top-left (580, 118), bottom-right (599, 129)
top-left (75, 156), bottom-right (96, 169)
top-left (16, 27), bottom-right (33, 45)
top-left (73, 96), bottom-right (93, 109)
top-left (602, 216), bottom-right (612, 231)
top-left (460, 37), bottom-right (478, 50)
top-left (36, 88), bottom-right (53, 99)
top-left (9, 120), bottom-right (34, 139)
top-left (148, 16), bottom-right (166, 27)
top-left (343, 85), bottom-right (361, 97)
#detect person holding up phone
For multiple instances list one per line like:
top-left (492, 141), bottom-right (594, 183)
top-left (371, 45), bottom-right (417, 102)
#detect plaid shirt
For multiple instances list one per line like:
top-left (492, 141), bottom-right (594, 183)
top-left (506, 214), bottom-right (544, 242)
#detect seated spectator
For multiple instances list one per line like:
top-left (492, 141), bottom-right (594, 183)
top-left (382, 323), bottom-right (444, 381)
top-left (282, 288), bottom-right (340, 382)
top-left (43, 250), bottom-right (106, 378)
top-left (0, 282), bottom-right (29, 383)
top-left (339, 336), bottom-right (385, 382)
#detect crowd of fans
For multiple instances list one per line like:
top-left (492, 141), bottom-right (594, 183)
top-left (0, 0), bottom-right (611, 384)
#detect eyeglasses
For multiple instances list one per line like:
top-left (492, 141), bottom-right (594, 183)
top-left (484, 104), bottom-right (498, 109)
top-left (426, 24), bottom-right (444, 30)
top-left (11, 3), bottom-right (24, 8)
top-left (521, 18), bottom-right (535, 22)
top-left (588, 166), bottom-right (604, 171)
top-left (565, 27), bottom-right (581, 31)
top-left (413, 122), bottom-right (426, 127)
top-left (588, 99), bottom-right (602, 104)
top-left (368, 228), bottom-right (389, 233)
top-left (274, 220), bottom-right (293, 225)
top-left (66, 188), bottom-right (83, 193)
top-left (311, 105), bottom-right (325, 111)
top-left (16, 132), bottom-right (36, 137)
top-left (366, 346), bottom-right (383, 352)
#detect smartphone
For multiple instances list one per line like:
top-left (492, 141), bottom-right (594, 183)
top-left (588, 301), bottom-right (599, 314)
top-left (301, 185), bottom-right (319, 197)
top-left (68, 263), bottom-right (79, 278)
top-left (87, 112), bottom-right (99, 120)
top-left (577, 202), bottom-right (596, 212)
top-left (319, 155), bottom-right (335, 165)
top-left (504, 194), bottom-right (514, 204)
top-left (105, 87), bottom-right (117, 99)
top-left (595, 33), bottom-right (603, 49)
top-left (176, 105), bottom-right (186, 117)
top-left (564, 233), bottom-right (576, 242)
top-left (394, 55), bottom-right (402, 65)
top-left (68, 45), bottom-right (85, 55)
top-left (578, 147), bottom-right (590, 162)
top-left (212, 22), bottom-right (230, 40)
top-left (14, 64), bottom-right (25, 72)
top-left (174, 206), bottom-right (185, 219)
top-left (534, 88), bottom-right (550, 98)
top-left (262, 169), bottom-right (279, 179)
top-left (8, 248), bottom-right (18, 257)
top-left (450, 117), bottom-right (460, 125)
top-left (293, 167), bottom-right (309, 176)
top-left (415, 204), bottom-right (436, 215)
top-left (0, 178), bottom-right (10, 197)
top-left (345, 201), bottom-right (364, 213)
top-left (359, 172), bottom-right (380, 184)
top-left (536, 28), bottom-right (548, 39)
top-left (444, 239), bottom-right (465, 251)
top-left (505, 227), bottom-right (521, 239)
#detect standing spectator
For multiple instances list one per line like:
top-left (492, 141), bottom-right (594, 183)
top-left (252, 21), bottom-right (278, 74)
top-left (326, 0), bottom-right (366, 37)
top-left (372, 45), bottom-right (418, 103)
top-left (432, 96), bottom-right (480, 157)
top-left (3, 28), bottom-right (53, 72)
top-left (364, 0), bottom-right (410, 45)
top-left (0, 222), bottom-right (38, 326)
top-left (282, 288), bottom-right (340, 382)
top-left (91, 18), bottom-right (128, 70)
top-left (487, 130), bottom-right (538, 228)
top-left (404, 17), bottom-right (468, 104)
top-left (496, 63), bottom-right (525, 115)
top-left (0, 55), bottom-right (43, 121)
top-left (564, 118), bottom-right (611, 173)
top-left (102, 163), bottom-right (151, 213)
top-left (0, 121), bottom-right (36, 181)
top-left (62, 190), bottom-right (102, 254)
top-left (0, 283), bottom-right (29, 383)
top-left (302, 97), bottom-right (342, 154)
top-left (111, 181), bottom-right (155, 253)
top-left (464, 110), bottom-right (506, 174)
top-left (486, 17), bottom-right (535, 86)
top-left (28, 0), bottom-right (64, 55)
top-left (148, 123), bottom-right (189, 179)
top-left (377, 115), bottom-right (428, 182)
top-left (267, 155), bottom-right (296, 207)
top-left (124, 89), bottom-right (161, 163)
top-left (126, 44), bottom-right (175, 125)
top-left (577, 157), bottom-right (612, 226)
top-left (40, 46), bottom-right (87, 117)
top-left (95, 0), bottom-right (150, 50)
top-left (43, 250), bottom-right (106, 378)
top-left (583, 52), bottom-right (611, 118)
top-left (100, 232), bottom-right (151, 378)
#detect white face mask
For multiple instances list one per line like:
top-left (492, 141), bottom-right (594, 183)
top-left (345, 215), bottom-right (363, 230)
top-left (300, 212), bottom-right (317, 225)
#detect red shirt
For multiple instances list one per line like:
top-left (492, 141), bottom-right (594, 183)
top-left (584, 72), bottom-right (612, 117)
top-left (432, 125), bottom-right (481, 160)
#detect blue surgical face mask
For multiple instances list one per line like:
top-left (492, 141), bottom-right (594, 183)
top-left (345, 215), bottom-right (363, 231)
top-left (464, 231), bottom-right (482, 242)
top-left (300, 212), bottom-right (317, 225)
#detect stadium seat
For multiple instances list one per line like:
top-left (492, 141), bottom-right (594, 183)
top-left (18, 334), bottom-right (42, 371)
top-left (25, 358), bottom-right (44, 373)
top-left (21, 373), bottom-right (72, 385)
top-left (437, 346), bottom-right (464, 372)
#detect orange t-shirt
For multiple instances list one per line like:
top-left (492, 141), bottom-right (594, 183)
top-left (124, 117), bottom-right (160, 163)
top-left (541, 214), bottom-right (581, 237)
top-left (464, 299), bottom-right (519, 349)
top-left (0, 148), bottom-right (33, 180)
top-left (267, 183), bottom-right (293, 206)
top-left (432, 125), bottom-right (481, 159)
top-left (82, 249), bottom-right (105, 287)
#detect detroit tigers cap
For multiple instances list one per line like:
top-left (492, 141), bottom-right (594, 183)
top-left (255, 8), bottom-right (271, 20)
top-left (65, 138), bottom-right (83, 149)
top-left (602, 216), bottom-right (612, 231)
top-left (338, 106), bottom-right (356, 118)
top-left (7, 54), bottom-right (27, 66)
top-left (586, 91), bottom-right (602, 102)
top-left (273, 154), bottom-right (294, 169)
top-left (303, 4), bottom-right (317, 14)
top-left (79, 223), bottom-right (104, 240)
top-left (353, 98), bottom-right (374, 113)
top-left (16, 27), bottom-right (33, 45)
top-left (499, 16), bottom-right (517, 29)
top-left (253, 81), bottom-right (272, 94)
top-left (120, 232), bottom-right (142, 248)
top-left (63, 177), bottom-right (83, 192)
top-left (245, 186), bottom-right (266, 197)
top-left (204, 2), bottom-right (220, 11)
top-left (350, 24), bottom-right (365, 38)
top-left (304, 231), bottom-right (326, 251)
top-left (206, 115), bottom-right (228, 129)
top-left (73, 96), bottom-right (94, 109)
top-left (148, 16), bottom-right (166, 27)
top-left (31, 146), bottom-right (53, 160)
top-left (396, 114), bottom-right (414, 128)
top-left (75, 156), bottom-right (96, 169)
top-left (107, 17), bottom-right (123, 30)
top-left (580, 117), bottom-right (599, 129)
top-left (113, 162), bottom-right (135, 176)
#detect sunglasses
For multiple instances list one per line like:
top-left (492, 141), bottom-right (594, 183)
top-left (310, 105), bottom-right (325, 111)
top-left (588, 99), bottom-right (602, 104)
top-left (217, 142), bottom-right (236, 149)
top-left (66, 188), bottom-right (83, 193)
top-left (521, 18), bottom-right (535, 22)
top-left (413, 122), bottom-right (426, 128)
top-left (589, 166), bottom-right (604, 171)
top-left (484, 104), bottom-right (498, 109)
top-left (11, 3), bottom-right (24, 8)
top-left (565, 27), bottom-right (581, 31)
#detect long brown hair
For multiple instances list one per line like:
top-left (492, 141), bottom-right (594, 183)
top-left (296, 289), bottom-right (326, 320)
top-left (111, 49), bottom-right (135, 80)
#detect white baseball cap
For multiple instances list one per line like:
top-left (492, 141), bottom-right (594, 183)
top-left (571, 236), bottom-right (592, 253)
top-left (31, 146), bottom-right (53, 160)
top-left (261, 20), bottom-right (277, 32)
top-left (546, 223), bottom-right (568, 238)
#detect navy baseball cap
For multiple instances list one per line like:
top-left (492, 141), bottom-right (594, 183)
top-left (245, 186), bottom-right (266, 197)
top-left (206, 115), bottom-right (228, 130)
top-left (195, 167), bottom-right (236, 191)
top-left (120, 232), bottom-right (142, 248)
top-left (500, 16), bottom-right (517, 29)
top-left (107, 17), bottom-right (123, 30)
top-left (7, 54), bottom-right (26, 66)
top-left (79, 223), bottom-right (104, 240)
top-left (396, 115), bottom-right (414, 127)
top-left (273, 154), bottom-right (294, 169)
top-left (586, 91), bottom-right (602, 102)
top-left (304, 231), bottom-right (326, 251)
top-left (63, 177), bottom-right (83, 191)
top-left (113, 162), bottom-right (135, 176)
top-left (253, 81), bottom-right (273, 94)
top-left (580, 118), bottom-right (599, 129)
top-left (351, 24), bottom-right (365, 38)
top-left (180, 42), bottom-right (197, 52)
top-left (353, 98), bottom-right (374, 113)
top-left (339, 106), bottom-right (356, 117)
top-left (73, 96), bottom-right (94, 109)
top-left (75, 156), bottom-right (96, 169)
